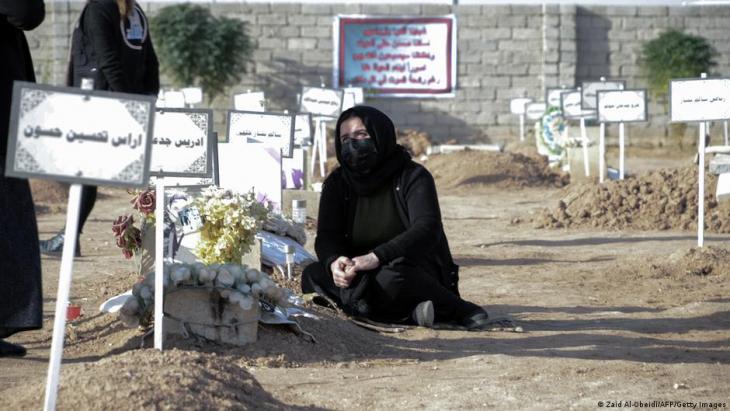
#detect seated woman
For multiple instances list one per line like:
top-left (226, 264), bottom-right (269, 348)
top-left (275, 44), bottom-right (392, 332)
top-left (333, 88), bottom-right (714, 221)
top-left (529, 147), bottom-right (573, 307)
top-left (301, 106), bottom-right (491, 329)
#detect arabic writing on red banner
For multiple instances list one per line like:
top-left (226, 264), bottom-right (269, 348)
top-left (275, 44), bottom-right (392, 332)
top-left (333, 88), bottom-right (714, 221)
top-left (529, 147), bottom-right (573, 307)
top-left (335, 16), bottom-right (456, 96)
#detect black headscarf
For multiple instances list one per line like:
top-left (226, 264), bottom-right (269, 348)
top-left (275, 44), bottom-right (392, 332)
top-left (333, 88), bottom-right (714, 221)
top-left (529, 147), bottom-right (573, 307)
top-left (334, 106), bottom-right (411, 196)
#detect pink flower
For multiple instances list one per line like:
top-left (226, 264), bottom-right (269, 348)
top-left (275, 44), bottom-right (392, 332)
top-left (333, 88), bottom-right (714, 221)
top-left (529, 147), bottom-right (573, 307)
top-left (112, 215), bottom-right (134, 237)
top-left (122, 248), bottom-right (134, 259)
top-left (131, 190), bottom-right (155, 215)
top-left (116, 236), bottom-right (127, 248)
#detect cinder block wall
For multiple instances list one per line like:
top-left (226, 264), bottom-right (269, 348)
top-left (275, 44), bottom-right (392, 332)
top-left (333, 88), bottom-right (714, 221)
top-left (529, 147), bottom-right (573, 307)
top-left (24, 2), bottom-right (730, 145)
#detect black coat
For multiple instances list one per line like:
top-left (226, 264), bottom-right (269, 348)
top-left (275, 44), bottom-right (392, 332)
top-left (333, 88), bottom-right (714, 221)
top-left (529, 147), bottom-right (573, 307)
top-left (315, 161), bottom-right (461, 296)
top-left (0, 0), bottom-right (44, 337)
top-left (68, 0), bottom-right (159, 94)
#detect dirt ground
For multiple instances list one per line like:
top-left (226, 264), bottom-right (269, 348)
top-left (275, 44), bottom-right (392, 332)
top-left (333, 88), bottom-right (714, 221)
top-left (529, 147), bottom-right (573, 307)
top-left (1, 144), bottom-right (729, 410)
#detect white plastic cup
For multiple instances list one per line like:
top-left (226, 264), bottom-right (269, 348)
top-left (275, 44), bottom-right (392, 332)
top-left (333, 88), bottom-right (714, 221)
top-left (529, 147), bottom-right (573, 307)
top-left (292, 200), bottom-right (307, 224)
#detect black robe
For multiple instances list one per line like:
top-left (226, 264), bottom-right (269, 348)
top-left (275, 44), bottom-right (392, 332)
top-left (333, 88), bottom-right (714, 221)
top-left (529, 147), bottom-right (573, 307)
top-left (0, 0), bottom-right (45, 338)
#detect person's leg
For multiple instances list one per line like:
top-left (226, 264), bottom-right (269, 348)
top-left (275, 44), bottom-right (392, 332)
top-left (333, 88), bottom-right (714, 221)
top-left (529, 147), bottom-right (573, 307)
top-left (76, 185), bottom-right (97, 235)
top-left (301, 261), bottom-right (344, 309)
top-left (39, 185), bottom-right (96, 255)
top-left (368, 261), bottom-right (483, 324)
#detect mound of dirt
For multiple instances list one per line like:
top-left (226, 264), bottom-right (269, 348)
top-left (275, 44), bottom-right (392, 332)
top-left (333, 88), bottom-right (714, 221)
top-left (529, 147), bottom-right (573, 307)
top-left (6, 349), bottom-right (297, 411)
top-left (535, 167), bottom-right (730, 232)
top-left (397, 128), bottom-right (432, 157)
top-left (426, 150), bottom-right (569, 193)
top-left (652, 246), bottom-right (730, 277)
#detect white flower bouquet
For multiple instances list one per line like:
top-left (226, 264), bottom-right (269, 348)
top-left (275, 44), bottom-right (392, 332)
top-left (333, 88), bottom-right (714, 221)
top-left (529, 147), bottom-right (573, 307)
top-left (193, 186), bottom-right (270, 265)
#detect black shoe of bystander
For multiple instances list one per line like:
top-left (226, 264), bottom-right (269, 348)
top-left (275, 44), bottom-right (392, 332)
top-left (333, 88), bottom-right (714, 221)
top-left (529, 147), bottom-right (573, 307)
top-left (39, 231), bottom-right (81, 257)
top-left (0, 340), bottom-right (27, 357)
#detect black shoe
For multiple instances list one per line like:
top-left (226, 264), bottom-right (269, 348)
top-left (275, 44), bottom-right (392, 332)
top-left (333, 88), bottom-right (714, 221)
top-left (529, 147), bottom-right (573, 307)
top-left (412, 300), bottom-right (434, 328)
top-left (39, 232), bottom-right (81, 257)
top-left (0, 339), bottom-right (27, 357)
top-left (459, 309), bottom-right (490, 330)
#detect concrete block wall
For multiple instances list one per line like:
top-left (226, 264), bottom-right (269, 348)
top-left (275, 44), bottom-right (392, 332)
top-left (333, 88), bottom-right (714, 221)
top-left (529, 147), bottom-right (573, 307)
top-left (23, 2), bottom-right (730, 145)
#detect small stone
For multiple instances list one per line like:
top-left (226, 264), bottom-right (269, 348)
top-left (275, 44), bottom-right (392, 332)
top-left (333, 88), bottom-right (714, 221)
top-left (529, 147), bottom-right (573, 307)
top-left (673, 383), bottom-right (689, 390)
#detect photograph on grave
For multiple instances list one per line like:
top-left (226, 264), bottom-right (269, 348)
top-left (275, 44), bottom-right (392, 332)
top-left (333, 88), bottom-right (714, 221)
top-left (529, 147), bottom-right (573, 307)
top-left (5, 82), bottom-right (154, 187)
top-left (217, 141), bottom-right (283, 213)
top-left (227, 110), bottom-right (295, 158)
top-left (234, 91), bottom-right (266, 112)
top-left (597, 89), bottom-right (648, 123)
top-left (581, 80), bottom-right (625, 110)
top-left (670, 78), bottom-right (730, 122)
top-left (294, 113), bottom-right (313, 146)
top-left (334, 15), bottom-right (457, 97)
top-left (282, 147), bottom-right (306, 190)
top-left (298, 86), bottom-right (344, 118)
top-left (150, 108), bottom-right (214, 177)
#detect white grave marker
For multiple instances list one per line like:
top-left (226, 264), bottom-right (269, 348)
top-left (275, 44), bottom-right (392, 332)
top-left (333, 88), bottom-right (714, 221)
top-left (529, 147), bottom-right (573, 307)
top-left (561, 90), bottom-right (593, 177)
top-left (294, 113), bottom-right (313, 147)
top-left (510, 97), bottom-right (532, 142)
top-left (299, 86), bottom-right (344, 118)
top-left (150, 108), bottom-right (214, 177)
top-left (546, 86), bottom-right (574, 110)
top-left (227, 110), bottom-right (295, 158)
top-left (234, 91), bottom-right (266, 112)
top-left (163, 90), bottom-right (185, 108)
top-left (670, 74), bottom-right (730, 247)
top-left (181, 87), bottom-right (203, 106)
top-left (218, 142), bottom-right (283, 213)
top-left (5, 82), bottom-right (154, 411)
top-left (597, 89), bottom-right (648, 182)
top-left (581, 80), bottom-right (625, 111)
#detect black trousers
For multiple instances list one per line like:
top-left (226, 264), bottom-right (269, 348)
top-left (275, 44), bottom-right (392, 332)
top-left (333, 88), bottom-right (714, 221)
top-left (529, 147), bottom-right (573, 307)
top-left (301, 259), bottom-right (480, 324)
top-left (77, 185), bottom-right (97, 235)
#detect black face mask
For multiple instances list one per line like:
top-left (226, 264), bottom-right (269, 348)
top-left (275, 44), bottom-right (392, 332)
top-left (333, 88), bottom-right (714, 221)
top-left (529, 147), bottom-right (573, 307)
top-left (341, 138), bottom-right (378, 174)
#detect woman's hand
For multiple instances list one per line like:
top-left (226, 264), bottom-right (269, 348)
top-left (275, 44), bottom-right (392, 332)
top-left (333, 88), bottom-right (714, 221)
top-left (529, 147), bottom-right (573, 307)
top-left (331, 256), bottom-right (355, 288)
top-left (345, 252), bottom-right (380, 276)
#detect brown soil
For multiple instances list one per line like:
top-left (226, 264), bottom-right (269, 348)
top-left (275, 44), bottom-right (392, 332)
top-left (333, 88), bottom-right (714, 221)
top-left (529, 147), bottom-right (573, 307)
top-left (396, 128), bottom-right (432, 157)
top-left (536, 167), bottom-right (730, 232)
top-left (29, 180), bottom-right (69, 215)
top-left (3, 152), bottom-right (730, 410)
top-left (5, 349), bottom-right (315, 411)
top-left (425, 150), bottom-right (569, 194)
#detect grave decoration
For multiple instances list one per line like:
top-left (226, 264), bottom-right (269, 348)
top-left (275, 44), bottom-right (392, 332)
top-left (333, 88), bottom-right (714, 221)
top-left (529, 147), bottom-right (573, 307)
top-left (112, 189), bottom-right (155, 261)
top-left (117, 262), bottom-right (291, 330)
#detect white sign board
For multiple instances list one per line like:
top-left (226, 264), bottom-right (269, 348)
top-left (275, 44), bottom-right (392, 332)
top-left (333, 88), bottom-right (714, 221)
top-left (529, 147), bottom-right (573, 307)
top-left (181, 87), bottom-right (203, 105)
top-left (150, 108), bottom-right (214, 177)
top-left (525, 102), bottom-right (547, 120)
top-left (510, 98), bottom-right (533, 115)
top-left (670, 78), bottom-right (730, 122)
top-left (5, 82), bottom-right (154, 187)
top-left (227, 111), bottom-right (295, 158)
top-left (597, 89), bottom-right (648, 123)
top-left (581, 80), bottom-right (625, 110)
top-left (546, 87), bottom-right (574, 110)
top-left (299, 86), bottom-right (344, 118)
top-left (294, 113), bottom-right (313, 146)
top-left (163, 90), bottom-right (185, 108)
top-left (560, 91), bottom-right (583, 119)
top-left (234, 91), bottom-right (266, 112)
top-left (218, 142), bottom-right (282, 213)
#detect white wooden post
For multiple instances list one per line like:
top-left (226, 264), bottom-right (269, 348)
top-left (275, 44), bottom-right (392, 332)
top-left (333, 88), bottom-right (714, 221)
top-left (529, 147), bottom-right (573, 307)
top-left (154, 181), bottom-right (165, 349)
top-left (580, 117), bottom-right (590, 177)
top-left (619, 122), bottom-right (625, 180)
top-left (599, 122), bottom-right (606, 183)
top-left (43, 184), bottom-right (82, 411)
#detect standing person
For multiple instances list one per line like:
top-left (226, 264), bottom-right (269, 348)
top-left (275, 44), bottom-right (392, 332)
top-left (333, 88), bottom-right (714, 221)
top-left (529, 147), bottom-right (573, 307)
top-left (0, 0), bottom-right (45, 357)
top-left (39, 0), bottom-right (159, 255)
top-left (301, 106), bottom-right (492, 330)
